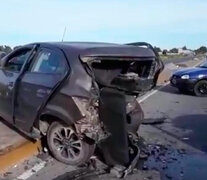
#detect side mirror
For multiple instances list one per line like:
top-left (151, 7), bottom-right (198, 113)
top-left (0, 52), bottom-right (6, 67)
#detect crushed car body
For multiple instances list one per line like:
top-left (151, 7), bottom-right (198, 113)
top-left (0, 42), bottom-right (163, 177)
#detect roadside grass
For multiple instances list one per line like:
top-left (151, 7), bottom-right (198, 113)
top-left (160, 54), bottom-right (188, 61)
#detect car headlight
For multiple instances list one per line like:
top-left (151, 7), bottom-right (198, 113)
top-left (181, 75), bottom-right (190, 79)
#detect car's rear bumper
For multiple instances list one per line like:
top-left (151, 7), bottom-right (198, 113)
top-left (170, 77), bottom-right (197, 91)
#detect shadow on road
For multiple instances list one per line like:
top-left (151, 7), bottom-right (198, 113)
top-left (158, 84), bottom-right (195, 96)
top-left (172, 114), bottom-right (207, 153)
top-left (52, 168), bottom-right (107, 180)
top-left (0, 117), bottom-right (33, 141)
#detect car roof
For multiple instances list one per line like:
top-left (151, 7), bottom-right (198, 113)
top-left (29, 41), bottom-right (156, 59)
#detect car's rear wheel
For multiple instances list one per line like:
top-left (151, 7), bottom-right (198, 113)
top-left (47, 121), bottom-right (95, 165)
top-left (194, 80), bottom-right (207, 97)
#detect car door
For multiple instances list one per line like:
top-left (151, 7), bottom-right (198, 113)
top-left (0, 47), bottom-right (32, 123)
top-left (14, 47), bottom-right (69, 131)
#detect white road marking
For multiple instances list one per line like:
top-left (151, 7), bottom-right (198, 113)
top-left (138, 82), bottom-right (170, 103)
top-left (16, 161), bottom-right (46, 180)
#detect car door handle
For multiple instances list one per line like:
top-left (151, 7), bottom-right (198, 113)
top-left (37, 89), bottom-right (47, 94)
top-left (36, 89), bottom-right (48, 98)
top-left (36, 89), bottom-right (51, 97)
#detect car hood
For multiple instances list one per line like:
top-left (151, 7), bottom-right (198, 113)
top-left (174, 67), bottom-right (207, 76)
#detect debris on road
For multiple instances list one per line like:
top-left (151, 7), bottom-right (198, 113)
top-left (139, 143), bottom-right (187, 180)
top-left (142, 118), bottom-right (166, 125)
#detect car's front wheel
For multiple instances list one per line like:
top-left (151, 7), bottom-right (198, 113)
top-left (47, 121), bottom-right (94, 165)
top-left (194, 80), bottom-right (207, 97)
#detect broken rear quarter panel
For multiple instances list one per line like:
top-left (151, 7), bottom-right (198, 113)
top-left (39, 92), bottom-right (84, 126)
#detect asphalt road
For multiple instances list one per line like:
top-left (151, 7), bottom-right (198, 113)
top-left (139, 84), bottom-right (207, 180)
top-left (141, 85), bottom-right (207, 152)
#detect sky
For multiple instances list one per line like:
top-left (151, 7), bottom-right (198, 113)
top-left (0, 0), bottom-right (207, 49)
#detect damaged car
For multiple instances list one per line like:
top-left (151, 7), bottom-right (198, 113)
top-left (0, 42), bottom-right (163, 177)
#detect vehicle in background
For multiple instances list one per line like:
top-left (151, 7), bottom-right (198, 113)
top-left (170, 61), bottom-right (207, 96)
top-left (0, 42), bottom-right (163, 177)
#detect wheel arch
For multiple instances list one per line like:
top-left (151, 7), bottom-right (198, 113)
top-left (200, 77), bottom-right (207, 81)
top-left (34, 109), bottom-right (75, 135)
top-left (194, 78), bottom-right (207, 85)
top-left (33, 93), bottom-right (84, 135)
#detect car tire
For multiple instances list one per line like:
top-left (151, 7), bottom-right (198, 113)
top-left (194, 80), bottom-right (207, 97)
top-left (47, 121), bottom-right (95, 165)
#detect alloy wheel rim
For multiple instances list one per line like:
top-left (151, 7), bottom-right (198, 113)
top-left (52, 127), bottom-right (82, 160)
top-left (198, 83), bottom-right (207, 94)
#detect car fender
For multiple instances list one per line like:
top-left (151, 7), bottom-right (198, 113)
top-left (194, 77), bottom-right (207, 85)
top-left (34, 93), bottom-right (84, 129)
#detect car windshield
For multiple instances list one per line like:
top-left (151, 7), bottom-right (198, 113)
top-left (198, 61), bottom-right (207, 68)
